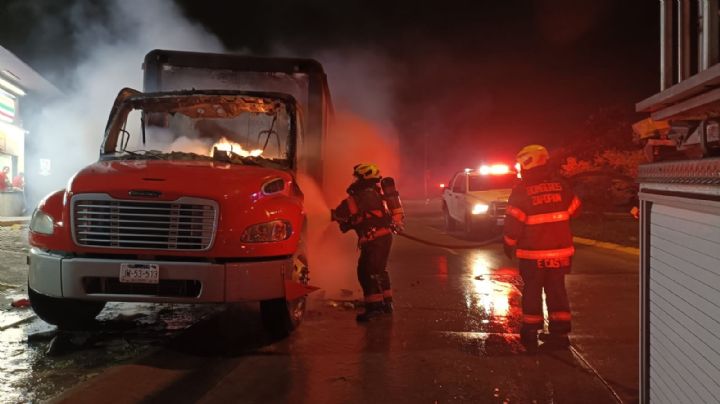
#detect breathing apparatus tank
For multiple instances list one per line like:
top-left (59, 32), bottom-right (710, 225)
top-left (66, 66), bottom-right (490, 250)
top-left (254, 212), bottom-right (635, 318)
top-left (380, 177), bottom-right (404, 229)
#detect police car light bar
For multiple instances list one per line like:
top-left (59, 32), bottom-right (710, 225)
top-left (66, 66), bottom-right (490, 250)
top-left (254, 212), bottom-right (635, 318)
top-left (478, 164), bottom-right (510, 175)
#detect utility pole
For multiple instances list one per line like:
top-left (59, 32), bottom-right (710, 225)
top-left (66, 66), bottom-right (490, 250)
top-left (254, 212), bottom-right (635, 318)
top-left (423, 131), bottom-right (429, 204)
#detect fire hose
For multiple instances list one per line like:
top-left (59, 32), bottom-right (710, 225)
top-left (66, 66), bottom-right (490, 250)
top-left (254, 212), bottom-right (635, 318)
top-left (396, 231), bottom-right (503, 249)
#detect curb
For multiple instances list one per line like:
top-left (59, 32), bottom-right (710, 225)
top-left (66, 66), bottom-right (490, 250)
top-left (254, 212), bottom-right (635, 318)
top-left (574, 236), bottom-right (639, 256)
top-left (0, 217), bottom-right (29, 227)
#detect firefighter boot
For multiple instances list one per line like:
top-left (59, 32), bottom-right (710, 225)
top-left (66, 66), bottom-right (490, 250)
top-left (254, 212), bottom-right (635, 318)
top-left (539, 333), bottom-right (570, 350)
top-left (520, 330), bottom-right (539, 353)
top-left (356, 302), bottom-right (386, 322)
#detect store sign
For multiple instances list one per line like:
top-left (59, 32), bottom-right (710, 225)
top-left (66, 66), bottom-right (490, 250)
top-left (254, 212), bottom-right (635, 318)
top-left (0, 90), bottom-right (15, 123)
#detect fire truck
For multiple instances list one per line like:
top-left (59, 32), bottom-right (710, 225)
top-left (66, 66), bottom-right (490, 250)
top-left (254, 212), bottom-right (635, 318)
top-left (634, 2), bottom-right (720, 402)
top-left (26, 50), bottom-right (332, 336)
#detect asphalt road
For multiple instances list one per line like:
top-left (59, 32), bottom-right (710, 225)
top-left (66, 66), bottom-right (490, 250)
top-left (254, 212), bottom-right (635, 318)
top-left (42, 202), bottom-right (639, 404)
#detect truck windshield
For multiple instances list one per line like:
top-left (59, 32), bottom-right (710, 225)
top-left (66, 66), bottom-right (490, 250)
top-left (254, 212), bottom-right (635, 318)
top-left (103, 93), bottom-right (296, 170)
top-left (468, 174), bottom-right (517, 191)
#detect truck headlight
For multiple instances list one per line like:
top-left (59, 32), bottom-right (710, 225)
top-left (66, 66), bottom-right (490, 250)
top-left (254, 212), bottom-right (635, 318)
top-left (29, 209), bottom-right (55, 235)
top-left (241, 220), bottom-right (292, 243)
top-left (471, 203), bottom-right (489, 215)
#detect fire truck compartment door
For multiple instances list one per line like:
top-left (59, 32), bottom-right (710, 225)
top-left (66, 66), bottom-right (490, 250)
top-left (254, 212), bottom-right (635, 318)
top-left (640, 193), bottom-right (720, 403)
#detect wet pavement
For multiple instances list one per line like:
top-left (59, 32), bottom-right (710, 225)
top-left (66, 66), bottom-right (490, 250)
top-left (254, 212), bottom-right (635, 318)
top-left (0, 201), bottom-right (638, 403)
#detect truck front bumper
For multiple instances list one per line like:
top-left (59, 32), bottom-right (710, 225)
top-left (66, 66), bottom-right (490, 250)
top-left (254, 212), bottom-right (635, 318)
top-left (28, 248), bottom-right (292, 303)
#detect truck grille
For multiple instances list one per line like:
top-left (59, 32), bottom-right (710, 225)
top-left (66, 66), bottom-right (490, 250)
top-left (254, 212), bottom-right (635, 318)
top-left (492, 201), bottom-right (508, 217)
top-left (82, 277), bottom-right (202, 297)
top-left (72, 194), bottom-right (218, 250)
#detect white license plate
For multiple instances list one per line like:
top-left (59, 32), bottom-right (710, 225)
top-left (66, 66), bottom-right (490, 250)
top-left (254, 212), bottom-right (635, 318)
top-left (119, 263), bottom-right (159, 284)
top-left (496, 218), bottom-right (505, 226)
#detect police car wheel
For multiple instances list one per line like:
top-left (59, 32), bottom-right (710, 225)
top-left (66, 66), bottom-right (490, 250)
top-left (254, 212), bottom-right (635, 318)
top-left (464, 213), bottom-right (475, 237)
top-left (443, 206), bottom-right (456, 231)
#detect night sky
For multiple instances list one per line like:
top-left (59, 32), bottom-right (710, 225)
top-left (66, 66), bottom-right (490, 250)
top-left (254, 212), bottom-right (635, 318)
top-left (1, 0), bottom-right (659, 188)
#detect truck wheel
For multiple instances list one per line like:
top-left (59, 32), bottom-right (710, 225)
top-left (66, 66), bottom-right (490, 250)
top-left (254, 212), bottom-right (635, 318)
top-left (261, 229), bottom-right (309, 337)
top-left (443, 205), bottom-right (456, 231)
top-left (260, 296), bottom-right (305, 338)
top-left (28, 286), bottom-right (105, 329)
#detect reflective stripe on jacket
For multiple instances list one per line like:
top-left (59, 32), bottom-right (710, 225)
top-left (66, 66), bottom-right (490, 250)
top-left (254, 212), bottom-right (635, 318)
top-left (503, 170), bottom-right (580, 261)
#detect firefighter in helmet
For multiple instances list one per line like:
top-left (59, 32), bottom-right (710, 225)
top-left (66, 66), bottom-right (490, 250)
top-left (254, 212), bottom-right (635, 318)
top-left (503, 145), bottom-right (581, 350)
top-left (331, 163), bottom-right (404, 322)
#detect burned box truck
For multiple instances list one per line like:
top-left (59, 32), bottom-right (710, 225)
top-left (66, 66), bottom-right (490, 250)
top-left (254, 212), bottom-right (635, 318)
top-left (27, 50), bottom-right (331, 335)
top-left (634, 2), bottom-right (720, 403)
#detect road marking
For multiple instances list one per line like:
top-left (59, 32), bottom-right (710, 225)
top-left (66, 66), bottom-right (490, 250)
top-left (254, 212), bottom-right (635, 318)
top-left (541, 317), bottom-right (624, 404)
top-left (0, 313), bottom-right (36, 331)
top-left (573, 237), bottom-right (639, 256)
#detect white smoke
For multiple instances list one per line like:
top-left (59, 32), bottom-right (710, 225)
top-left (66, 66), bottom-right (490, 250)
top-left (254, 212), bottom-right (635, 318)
top-left (24, 0), bottom-right (403, 302)
top-left (27, 0), bottom-right (223, 203)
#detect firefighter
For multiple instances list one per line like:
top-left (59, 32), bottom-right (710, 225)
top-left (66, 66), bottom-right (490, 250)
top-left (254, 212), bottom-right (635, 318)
top-left (503, 145), bottom-right (581, 350)
top-left (331, 163), bottom-right (404, 322)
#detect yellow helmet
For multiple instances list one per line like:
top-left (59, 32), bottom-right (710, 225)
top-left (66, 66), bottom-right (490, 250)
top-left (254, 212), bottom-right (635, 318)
top-left (353, 163), bottom-right (381, 179)
top-left (516, 144), bottom-right (549, 170)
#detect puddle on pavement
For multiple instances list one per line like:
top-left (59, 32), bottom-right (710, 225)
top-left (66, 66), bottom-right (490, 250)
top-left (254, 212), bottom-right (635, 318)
top-left (462, 252), bottom-right (523, 335)
top-left (0, 302), bottom-right (222, 403)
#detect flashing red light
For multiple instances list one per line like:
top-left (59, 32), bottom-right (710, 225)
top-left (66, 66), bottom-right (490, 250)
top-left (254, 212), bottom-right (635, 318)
top-left (439, 183), bottom-right (446, 188)
top-left (478, 164), bottom-right (511, 175)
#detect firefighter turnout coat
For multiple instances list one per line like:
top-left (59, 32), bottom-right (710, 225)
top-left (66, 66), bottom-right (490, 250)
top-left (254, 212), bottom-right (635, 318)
top-left (503, 170), bottom-right (581, 263)
top-left (332, 179), bottom-right (394, 243)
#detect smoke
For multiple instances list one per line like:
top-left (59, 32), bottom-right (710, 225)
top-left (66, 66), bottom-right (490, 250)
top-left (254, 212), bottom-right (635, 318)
top-left (23, 0), bottom-right (402, 302)
top-left (293, 49), bottom-right (401, 300)
top-left (299, 110), bottom-right (400, 300)
top-left (26, 0), bottom-right (223, 205)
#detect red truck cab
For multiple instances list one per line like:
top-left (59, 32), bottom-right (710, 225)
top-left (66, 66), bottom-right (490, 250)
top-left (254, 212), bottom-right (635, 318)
top-left (27, 51), bottom-right (332, 336)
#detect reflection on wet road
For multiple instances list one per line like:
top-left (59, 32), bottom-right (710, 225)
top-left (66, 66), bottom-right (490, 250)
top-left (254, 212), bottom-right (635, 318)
top-left (0, 303), bottom-right (221, 403)
top-left (55, 219), bottom-right (619, 403)
top-left (1, 206), bottom-right (633, 403)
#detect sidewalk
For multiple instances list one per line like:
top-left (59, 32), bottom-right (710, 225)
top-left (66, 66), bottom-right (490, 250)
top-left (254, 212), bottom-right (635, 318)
top-left (0, 216), bottom-right (29, 226)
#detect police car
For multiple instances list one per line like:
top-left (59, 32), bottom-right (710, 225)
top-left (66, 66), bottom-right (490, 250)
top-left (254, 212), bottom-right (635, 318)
top-left (441, 164), bottom-right (518, 236)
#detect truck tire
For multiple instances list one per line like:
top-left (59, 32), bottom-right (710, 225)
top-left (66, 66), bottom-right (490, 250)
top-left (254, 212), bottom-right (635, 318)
top-left (261, 228), bottom-right (309, 337)
top-left (464, 213), bottom-right (477, 239)
top-left (28, 286), bottom-right (105, 329)
top-left (260, 296), bottom-right (305, 338)
top-left (443, 205), bottom-right (456, 231)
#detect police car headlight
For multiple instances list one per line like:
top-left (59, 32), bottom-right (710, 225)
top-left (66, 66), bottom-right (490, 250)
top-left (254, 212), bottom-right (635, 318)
top-left (29, 209), bottom-right (55, 235)
top-left (471, 203), bottom-right (489, 215)
top-left (241, 220), bottom-right (292, 243)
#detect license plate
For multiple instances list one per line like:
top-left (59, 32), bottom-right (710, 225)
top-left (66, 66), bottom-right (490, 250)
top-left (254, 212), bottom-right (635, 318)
top-left (119, 263), bottom-right (159, 284)
top-left (496, 218), bottom-right (505, 226)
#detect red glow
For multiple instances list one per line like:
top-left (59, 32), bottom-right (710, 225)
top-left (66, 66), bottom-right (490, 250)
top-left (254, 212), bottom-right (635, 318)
top-left (478, 164), bottom-right (511, 176)
top-left (437, 255), bottom-right (448, 277)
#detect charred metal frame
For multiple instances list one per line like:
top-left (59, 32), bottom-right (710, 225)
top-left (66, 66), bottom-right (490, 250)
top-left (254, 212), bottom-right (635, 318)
top-left (142, 50), bottom-right (332, 185)
top-left (99, 89), bottom-right (299, 170)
